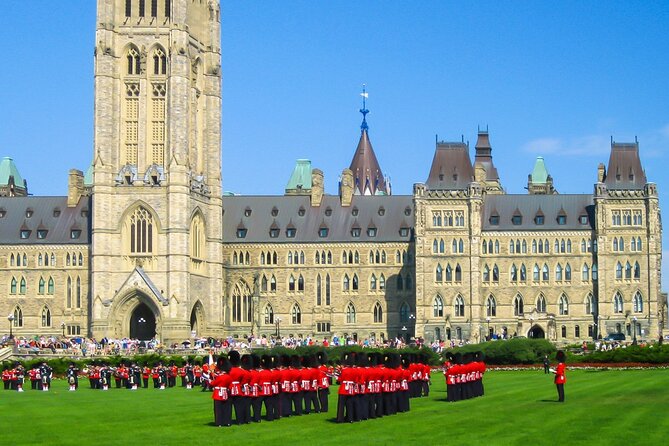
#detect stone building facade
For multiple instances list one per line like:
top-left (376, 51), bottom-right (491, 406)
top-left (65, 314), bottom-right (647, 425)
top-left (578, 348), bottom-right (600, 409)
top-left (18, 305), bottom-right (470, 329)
top-left (0, 0), bottom-right (663, 344)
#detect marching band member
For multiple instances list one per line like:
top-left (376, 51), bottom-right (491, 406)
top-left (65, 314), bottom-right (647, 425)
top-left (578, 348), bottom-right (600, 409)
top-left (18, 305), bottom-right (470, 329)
top-left (66, 362), bottom-right (79, 391)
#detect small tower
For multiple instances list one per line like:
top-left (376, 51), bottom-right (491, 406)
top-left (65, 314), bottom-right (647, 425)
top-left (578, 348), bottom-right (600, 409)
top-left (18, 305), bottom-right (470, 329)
top-left (527, 156), bottom-right (557, 194)
top-left (348, 86), bottom-right (391, 196)
top-left (473, 129), bottom-right (503, 194)
top-left (284, 159), bottom-right (312, 195)
top-left (0, 157), bottom-right (28, 197)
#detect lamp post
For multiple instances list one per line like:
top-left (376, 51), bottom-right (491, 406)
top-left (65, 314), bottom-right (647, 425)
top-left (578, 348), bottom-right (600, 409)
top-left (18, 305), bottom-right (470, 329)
top-left (7, 314), bottom-right (14, 339)
top-left (61, 321), bottom-right (66, 337)
top-left (632, 316), bottom-right (637, 344)
top-left (275, 317), bottom-right (281, 338)
top-left (409, 314), bottom-right (416, 342)
top-left (486, 316), bottom-right (491, 340)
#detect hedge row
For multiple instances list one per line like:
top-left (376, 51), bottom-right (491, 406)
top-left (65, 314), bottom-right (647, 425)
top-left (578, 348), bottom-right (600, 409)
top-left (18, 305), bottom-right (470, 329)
top-left (2, 346), bottom-right (442, 376)
top-left (442, 338), bottom-right (556, 365)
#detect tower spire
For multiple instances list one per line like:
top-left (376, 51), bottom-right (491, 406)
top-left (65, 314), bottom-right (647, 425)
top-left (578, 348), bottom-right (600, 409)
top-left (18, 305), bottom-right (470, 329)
top-left (360, 84), bottom-right (369, 131)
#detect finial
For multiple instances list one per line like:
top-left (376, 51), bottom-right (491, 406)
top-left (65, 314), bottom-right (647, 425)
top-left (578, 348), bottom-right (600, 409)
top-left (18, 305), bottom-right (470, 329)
top-left (360, 84), bottom-right (369, 131)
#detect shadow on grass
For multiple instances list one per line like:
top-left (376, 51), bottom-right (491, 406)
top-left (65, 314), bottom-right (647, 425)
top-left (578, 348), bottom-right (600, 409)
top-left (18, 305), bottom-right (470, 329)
top-left (538, 399), bottom-right (561, 403)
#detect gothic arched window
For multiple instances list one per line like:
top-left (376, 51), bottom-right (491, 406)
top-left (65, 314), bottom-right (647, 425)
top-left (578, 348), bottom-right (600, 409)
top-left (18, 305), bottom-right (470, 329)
top-left (433, 295), bottom-right (444, 317)
top-left (129, 207), bottom-right (154, 254)
top-left (373, 302), bottom-right (383, 323)
top-left (345, 303), bottom-right (356, 324)
top-left (514, 294), bottom-right (524, 316)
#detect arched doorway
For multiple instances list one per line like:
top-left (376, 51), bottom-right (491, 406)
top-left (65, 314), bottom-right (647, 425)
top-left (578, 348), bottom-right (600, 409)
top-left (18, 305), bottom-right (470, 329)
top-left (130, 303), bottom-right (156, 340)
top-left (528, 325), bottom-right (545, 339)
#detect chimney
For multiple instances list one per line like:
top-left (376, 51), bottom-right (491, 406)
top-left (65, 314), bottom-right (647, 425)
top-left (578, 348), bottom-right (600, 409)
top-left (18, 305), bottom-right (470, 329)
top-left (68, 169), bottom-right (85, 207)
top-left (310, 168), bottom-right (324, 207)
top-left (340, 168), bottom-right (354, 207)
top-left (597, 163), bottom-right (606, 183)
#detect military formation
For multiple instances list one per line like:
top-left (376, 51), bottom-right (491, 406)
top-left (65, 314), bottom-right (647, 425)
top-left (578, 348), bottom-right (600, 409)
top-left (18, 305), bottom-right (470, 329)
top-left (442, 352), bottom-right (486, 402)
top-left (2, 349), bottom-right (491, 426)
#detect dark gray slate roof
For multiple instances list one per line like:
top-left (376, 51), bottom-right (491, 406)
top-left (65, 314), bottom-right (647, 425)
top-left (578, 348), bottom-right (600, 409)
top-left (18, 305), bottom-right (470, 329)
top-left (604, 142), bottom-right (647, 190)
top-left (426, 142), bottom-right (474, 190)
top-left (222, 194), bottom-right (414, 243)
top-left (481, 194), bottom-right (595, 231)
top-left (0, 196), bottom-right (91, 245)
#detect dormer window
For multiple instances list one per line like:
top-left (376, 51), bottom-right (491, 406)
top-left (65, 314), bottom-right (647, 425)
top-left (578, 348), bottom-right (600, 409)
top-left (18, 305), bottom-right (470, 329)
top-left (489, 215), bottom-right (500, 226)
top-left (236, 228), bottom-right (247, 238)
top-left (399, 227), bottom-right (410, 237)
top-left (244, 208), bottom-right (252, 217)
top-left (37, 230), bottom-right (48, 239)
top-left (269, 228), bottom-right (280, 238)
top-left (557, 215), bottom-right (567, 225)
top-left (70, 229), bottom-right (81, 239)
top-left (579, 215), bottom-right (588, 225)
top-left (404, 207), bottom-right (411, 216)
top-left (26, 209), bottom-right (33, 218)
top-left (20, 229), bottom-right (31, 239)
top-left (0, 208), bottom-right (6, 218)
top-left (439, 174), bottom-right (444, 181)
top-left (351, 228), bottom-right (361, 237)
top-left (378, 207), bottom-right (385, 216)
top-left (286, 228), bottom-right (296, 238)
top-left (271, 207), bottom-right (279, 217)
top-left (325, 207), bottom-right (332, 216)
top-left (511, 215), bottom-right (522, 225)
top-left (53, 208), bottom-right (61, 217)
top-left (535, 215), bottom-right (544, 225)
top-left (367, 228), bottom-right (377, 237)
top-left (81, 209), bottom-right (89, 218)
top-left (351, 207), bottom-right (359, 217)
top-left (319, 227), bottom-right (329, 238)
top-left (298, 207), bottom-right (306, 217)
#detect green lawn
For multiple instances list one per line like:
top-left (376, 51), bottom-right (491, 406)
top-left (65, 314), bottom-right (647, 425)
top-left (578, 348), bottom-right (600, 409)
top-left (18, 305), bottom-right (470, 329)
top-left (2, 369), bottom-right (667, 445)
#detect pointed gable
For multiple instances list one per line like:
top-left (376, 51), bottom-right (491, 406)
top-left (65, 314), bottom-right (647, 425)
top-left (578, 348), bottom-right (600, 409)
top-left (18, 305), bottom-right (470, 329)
top-left (604, 142), bottom-right (646, 190)
top-left (426, 142), bottom-right (474, 190)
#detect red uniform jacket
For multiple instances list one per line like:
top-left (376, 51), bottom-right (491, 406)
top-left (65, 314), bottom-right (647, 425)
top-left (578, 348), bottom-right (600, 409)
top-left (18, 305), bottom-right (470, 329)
top-left (554, 363), bottom-right (566, 384)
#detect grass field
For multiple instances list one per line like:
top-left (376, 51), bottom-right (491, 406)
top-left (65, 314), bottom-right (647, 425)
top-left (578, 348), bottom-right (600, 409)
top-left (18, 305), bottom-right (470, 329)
top-left (2, 369), bottom-right (668, 445)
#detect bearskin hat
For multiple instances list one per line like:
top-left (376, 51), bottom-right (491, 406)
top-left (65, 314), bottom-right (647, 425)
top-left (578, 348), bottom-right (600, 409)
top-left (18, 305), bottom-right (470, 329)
top-left (228, 350), bottom-right (241, 367)
top-left (556, 350), bottom-right (566, 362)
top-left (251, 354), bottom-right (261, 369)
top-left (219, 357), bottom-right (232, 373)
top-left (317, 350), bottom-right (328, 366)
top-left (241, 354), bottom-right (253, 370)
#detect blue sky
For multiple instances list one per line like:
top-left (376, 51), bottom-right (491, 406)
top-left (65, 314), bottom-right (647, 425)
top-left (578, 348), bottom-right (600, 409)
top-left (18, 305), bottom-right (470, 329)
top-left (1, 1), bottom-right (667, 287)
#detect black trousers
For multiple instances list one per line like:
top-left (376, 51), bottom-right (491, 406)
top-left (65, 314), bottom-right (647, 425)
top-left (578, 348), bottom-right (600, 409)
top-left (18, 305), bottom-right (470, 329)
top-left (280, 393), bottom-right (292, 417)
top-left (336, 394), bottom-right (355, 423)
top-left (556, 384), bottom-right (565, 402)
top-left (318, 388), bottom-right (329, 413)
top-left (214, 399), bottom-right (233, 426)
top-left (303, 390), bottom-right (319, 414)
top-left (251, 396), bottom-right (263, 422)
top-left (291, 392), bottom-right (303, 415)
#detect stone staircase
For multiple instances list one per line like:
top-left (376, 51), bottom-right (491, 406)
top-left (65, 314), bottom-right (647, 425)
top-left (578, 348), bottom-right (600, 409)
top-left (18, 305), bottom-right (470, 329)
top-left (0, 346), bottom-right (13, 362)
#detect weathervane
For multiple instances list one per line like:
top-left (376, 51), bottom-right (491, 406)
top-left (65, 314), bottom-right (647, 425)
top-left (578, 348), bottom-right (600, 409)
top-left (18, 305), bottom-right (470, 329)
top-left (360, 84), bottom-right (369, 131)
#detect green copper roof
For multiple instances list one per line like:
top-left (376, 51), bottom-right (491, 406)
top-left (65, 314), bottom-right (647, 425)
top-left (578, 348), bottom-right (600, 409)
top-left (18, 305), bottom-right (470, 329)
top-left (531, 156), bottom-right (549, 184)
top-left (0, 157), bottom-right (25, 187)
top-left (83, 163), bottom-right (94, 186)
top-left (285, 159), bottom-right (312, 191)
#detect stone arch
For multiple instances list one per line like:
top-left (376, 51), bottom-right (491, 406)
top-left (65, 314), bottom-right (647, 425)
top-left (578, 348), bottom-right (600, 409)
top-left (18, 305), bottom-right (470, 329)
top-left (190, 300), bottom-right (206, 335)
top-left (528, 324), bottom-right (545, 339)
top-left (108, 290), bottom-right (162, 340)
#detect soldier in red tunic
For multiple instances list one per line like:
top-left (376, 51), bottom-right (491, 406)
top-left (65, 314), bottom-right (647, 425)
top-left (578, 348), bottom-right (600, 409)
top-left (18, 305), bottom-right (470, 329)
top-left (210, 357), bottom-right (233, 427)
top-left (316, 351), bottom-right (330, 413)
top-left (337, 353), bottom-right (357, 423)
top-left (551, 350), bottom-right (567, 402)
